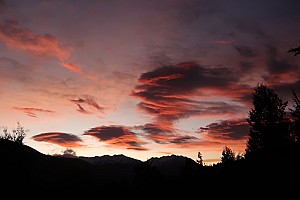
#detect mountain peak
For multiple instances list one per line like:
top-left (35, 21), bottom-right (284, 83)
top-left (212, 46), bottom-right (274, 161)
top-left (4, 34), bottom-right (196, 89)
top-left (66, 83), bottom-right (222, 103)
top-left (79, 154), bottom-right (142, 166)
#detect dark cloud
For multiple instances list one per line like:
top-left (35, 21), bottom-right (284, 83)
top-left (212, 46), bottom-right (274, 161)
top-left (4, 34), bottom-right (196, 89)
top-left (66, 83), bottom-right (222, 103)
top-left (136, 62), bottom-right (237, 92)
top-left (239, 62), bottom-right (255, 73)
top-left (266, 46), bottom-right (298, 74)
top-left (84, 125), bottom-right (148, 150)
top-left (13, 107), bottom-right (55, 117)
top-left (138, 123), bottom-right (173, 135)
top-left (199, 119), bottom-right (250, 140)
top-left (76, 103), bottom-right (92, 115)
top-left (132, 62), bottom-right (245, 138)
top-left (272, 80), bottom-right (300, 103)
top-left (169, 135), bottom-right (198, 144)
top-left (172, 0), bottom-right (219, 23)
top-left (31, 132), bottom-right (83, 147)
top-left (84, 126), bottom-right (128, 141)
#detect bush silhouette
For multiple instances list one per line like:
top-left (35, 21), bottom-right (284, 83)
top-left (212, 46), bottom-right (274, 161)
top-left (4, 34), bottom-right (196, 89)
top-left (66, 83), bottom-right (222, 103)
top-left (1, 122), bottom-right (26, 144)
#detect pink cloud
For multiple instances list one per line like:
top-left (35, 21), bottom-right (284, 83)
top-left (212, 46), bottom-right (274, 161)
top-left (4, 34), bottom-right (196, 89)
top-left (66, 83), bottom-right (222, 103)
top-left (13, 107), bottom-right (55, 117)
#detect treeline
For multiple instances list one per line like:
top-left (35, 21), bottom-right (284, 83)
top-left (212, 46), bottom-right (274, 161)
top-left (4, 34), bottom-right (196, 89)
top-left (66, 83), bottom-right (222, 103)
top-left (209, 84), bottom-right (300, 167)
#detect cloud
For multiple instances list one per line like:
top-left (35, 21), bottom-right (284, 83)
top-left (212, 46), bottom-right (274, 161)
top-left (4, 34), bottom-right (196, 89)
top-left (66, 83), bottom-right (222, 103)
top-left (84, 125), bottom-right (148, 151)
top-left (132, 62), bottom-right (245, 140)
top-left (13, 107), bottom-right (55, 117)
top-left (234, 45), bottom-right (257, 57)
top-left (32, 132), bottom-right (83, 147)
top-left (0, 20), bottom-right (82, 75)
top-left (199, 118), bottom-right (249, 140)
top-left (266, 45), bottom-right (298, 75)
top-left (68, 94), bottom-right (104, 115)
top-left (75, 103), bottom-right (92, 115)
top-left (168, 135), bottom-right (198, 144)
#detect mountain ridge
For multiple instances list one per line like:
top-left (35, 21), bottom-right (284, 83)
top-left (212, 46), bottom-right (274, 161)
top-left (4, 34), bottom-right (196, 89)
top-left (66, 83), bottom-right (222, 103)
top-left (0, 138), bottom-right (202, 194)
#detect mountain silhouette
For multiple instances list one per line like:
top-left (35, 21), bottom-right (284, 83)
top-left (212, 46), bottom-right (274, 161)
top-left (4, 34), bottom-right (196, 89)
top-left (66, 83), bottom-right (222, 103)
top-left (0, 139), bottom-right (201, 196)
top-left (1, 138), bottom-right (299, 198)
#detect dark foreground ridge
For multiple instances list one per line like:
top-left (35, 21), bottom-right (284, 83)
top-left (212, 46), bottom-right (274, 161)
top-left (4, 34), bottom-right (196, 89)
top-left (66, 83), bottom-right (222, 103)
top-left (1, 138), bottom-right (299, 198)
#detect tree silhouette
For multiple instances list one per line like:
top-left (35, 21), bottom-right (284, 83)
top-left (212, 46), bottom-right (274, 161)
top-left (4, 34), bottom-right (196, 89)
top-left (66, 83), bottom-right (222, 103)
top-left (288, 46), bottom-right (300, 56)
top-left (290, 90), bottom-right (300, 144)
top-left (245, 84), bottom-right (289, 160)
top-left (196, 151), bottom-right (203, 166)
top-left (221, 146), bottom-right (235, 165)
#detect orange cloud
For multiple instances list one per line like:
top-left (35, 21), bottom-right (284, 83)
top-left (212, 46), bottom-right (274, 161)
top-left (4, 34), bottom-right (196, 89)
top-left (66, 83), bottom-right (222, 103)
top-left (0, 20), bottom-right (83, 75)
top-left (13, 107), bottom-right (55, 117)
top-left (61, 62), bottom-right (82, 75)
top-left (32, 132), bottom-right (83, 148)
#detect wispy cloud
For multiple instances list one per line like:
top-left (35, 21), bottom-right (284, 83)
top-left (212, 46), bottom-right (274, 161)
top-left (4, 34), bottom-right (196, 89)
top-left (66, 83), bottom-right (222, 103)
top-left (0, 20), bottom-right (82, 75)
top-left (13, 107), bottom-right (55, 117)
top-left (31, 132), bottom-right (83, 147)
top-left (68, 94), bottom-right (105, 115)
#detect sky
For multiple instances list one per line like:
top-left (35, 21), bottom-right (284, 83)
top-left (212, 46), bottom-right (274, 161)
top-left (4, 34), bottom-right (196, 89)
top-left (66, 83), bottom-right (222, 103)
top-left (0, 0), bottom-right (300, 165)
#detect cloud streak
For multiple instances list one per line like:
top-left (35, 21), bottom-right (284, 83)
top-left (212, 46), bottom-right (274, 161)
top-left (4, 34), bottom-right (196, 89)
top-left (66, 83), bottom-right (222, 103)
top-left (13, 107), bottom-right (55, 117)
top-left (68, 94), bottom-right (105, 115)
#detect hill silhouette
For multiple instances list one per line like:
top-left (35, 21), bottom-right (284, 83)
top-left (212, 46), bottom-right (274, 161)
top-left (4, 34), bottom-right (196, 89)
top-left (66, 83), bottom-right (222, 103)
top-left (1, 138), bottom-right (299, 198)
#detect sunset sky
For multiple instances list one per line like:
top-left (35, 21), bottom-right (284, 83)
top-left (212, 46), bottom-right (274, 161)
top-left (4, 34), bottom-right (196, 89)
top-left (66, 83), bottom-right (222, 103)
top-left (1, 0), bottom-right (299, 164)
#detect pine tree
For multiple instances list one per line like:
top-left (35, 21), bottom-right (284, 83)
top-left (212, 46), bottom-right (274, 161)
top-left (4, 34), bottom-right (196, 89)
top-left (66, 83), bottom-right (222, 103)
top-left (245, 84), bottom-right (289, 160)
